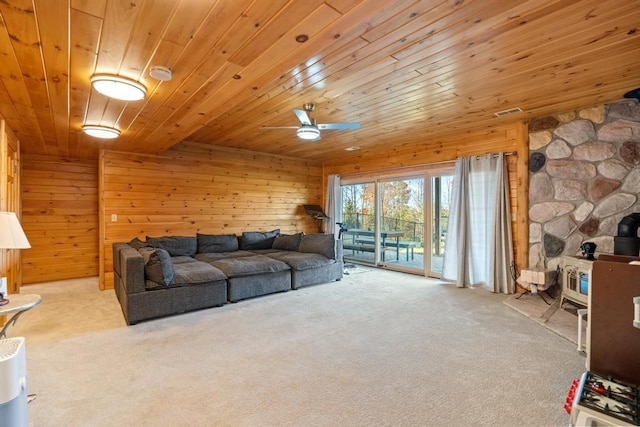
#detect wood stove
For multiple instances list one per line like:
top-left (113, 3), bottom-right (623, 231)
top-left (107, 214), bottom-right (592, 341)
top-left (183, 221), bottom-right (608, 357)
top-left (560, 256), bottom-right (593, 308)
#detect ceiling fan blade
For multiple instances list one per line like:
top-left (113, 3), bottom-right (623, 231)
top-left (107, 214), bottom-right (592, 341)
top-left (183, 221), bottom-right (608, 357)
top-left (293, 109), bottom-right (312, 126)
top-left (317, 122), bottom-right (360, 130)
top-left (259, 126), bottom-right (300, 129)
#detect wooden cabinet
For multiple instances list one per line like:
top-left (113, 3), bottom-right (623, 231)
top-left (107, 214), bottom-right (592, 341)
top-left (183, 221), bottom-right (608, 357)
top-left (589, 254), bottom-right (640, 385)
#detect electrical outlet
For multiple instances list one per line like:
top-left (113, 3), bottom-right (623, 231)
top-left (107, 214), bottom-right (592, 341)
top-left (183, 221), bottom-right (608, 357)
top-left (111, 214), bottom-right (118, 222)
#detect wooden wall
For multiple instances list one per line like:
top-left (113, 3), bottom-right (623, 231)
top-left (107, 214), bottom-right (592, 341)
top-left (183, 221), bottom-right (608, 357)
top-left (21, 154), bottom-right (99, 284)
top-left (323, 122), bottom-right (529, 273)
top-left (0, 119), bottom-right (23, 293)
top-left (100, 141), bottom-right (323, 290)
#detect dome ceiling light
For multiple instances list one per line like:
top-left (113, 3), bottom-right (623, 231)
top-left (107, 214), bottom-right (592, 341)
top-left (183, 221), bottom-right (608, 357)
top-left (82, 125), bottom-right (121, 139)
top-left (90, 74), bottom-right (147, 101)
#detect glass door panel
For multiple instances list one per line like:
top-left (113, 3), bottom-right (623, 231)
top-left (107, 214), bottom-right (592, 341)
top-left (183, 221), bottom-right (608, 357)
top-left (341, 182), bottom-right (377, 265)
top-left (379, 177), bottom-right (425, 273)
top-left (430, 174), bottom-right (453, 277)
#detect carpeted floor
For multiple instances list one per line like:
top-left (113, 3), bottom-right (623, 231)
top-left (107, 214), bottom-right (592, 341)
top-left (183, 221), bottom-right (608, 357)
top-left (503, 291), bottom-right (588, 351)
top-left (10, 267), bottom-right (586, 426)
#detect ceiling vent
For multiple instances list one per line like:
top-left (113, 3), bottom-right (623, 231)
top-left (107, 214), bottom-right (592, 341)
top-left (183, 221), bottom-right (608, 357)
top-left (494, 107), bottom-right (523, 117)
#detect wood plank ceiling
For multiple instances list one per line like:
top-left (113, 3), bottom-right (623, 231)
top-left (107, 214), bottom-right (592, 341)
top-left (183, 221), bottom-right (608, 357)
top-left (0, 0), bottom-right (639, 163)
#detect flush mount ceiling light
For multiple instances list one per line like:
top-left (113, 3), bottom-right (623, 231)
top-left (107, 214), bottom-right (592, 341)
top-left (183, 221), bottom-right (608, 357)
top-left (90, 74), bottom-right (147, 101)
top-left (82, 125), bottom-right (121, 139)
top-left (296, 125), bottom-right (320, 140)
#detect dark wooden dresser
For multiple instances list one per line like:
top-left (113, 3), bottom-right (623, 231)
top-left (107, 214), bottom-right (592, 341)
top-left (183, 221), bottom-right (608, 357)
top-left (589, 254), bottom-right (640, 385)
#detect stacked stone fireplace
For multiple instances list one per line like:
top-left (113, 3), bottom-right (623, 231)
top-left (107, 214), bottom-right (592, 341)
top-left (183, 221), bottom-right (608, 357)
top-left (528, 98), bottom-right (640, 270)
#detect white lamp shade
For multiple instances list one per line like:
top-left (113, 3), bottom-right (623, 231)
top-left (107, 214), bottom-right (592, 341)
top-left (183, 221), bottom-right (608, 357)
top-left (0, 212), bottom-right (30, 249)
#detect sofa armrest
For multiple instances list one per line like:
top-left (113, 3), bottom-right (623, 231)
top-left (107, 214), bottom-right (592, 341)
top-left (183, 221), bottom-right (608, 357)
top-left (299, 233), bottom-right (340, 259)
top-left (113, 243), bottom-right (146, 294)
top-left (335, 239), bottom-right (343, 262)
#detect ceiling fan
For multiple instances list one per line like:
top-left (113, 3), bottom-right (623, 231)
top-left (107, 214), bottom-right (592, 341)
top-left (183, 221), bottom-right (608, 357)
top-left (260, 103), bottom-right (360, 141)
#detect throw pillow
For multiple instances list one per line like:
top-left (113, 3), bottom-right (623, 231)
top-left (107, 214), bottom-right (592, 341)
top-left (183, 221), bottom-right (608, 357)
top-left (272, 232), bottom-right (303, 251)
top-left (128, 237), bottom-right (147, 250)
top-left (197, 233), bottom-right (239, 253)
top-left (299, 233), bottom-right (336, 259)
top-left (239, 229), bottom-right (280, 250)
top-left (138, 247), bottom-right (174, 285)
top-left (146, 235), bottom-right (197, 257)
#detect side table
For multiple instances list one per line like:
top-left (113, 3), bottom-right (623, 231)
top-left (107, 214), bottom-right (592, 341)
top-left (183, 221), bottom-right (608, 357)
top-left (0, 294), bottom-right (41, 338)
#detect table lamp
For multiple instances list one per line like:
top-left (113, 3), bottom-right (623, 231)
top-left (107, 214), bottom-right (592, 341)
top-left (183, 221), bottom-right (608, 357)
top-left (0, 212), bottom-right (31, 304)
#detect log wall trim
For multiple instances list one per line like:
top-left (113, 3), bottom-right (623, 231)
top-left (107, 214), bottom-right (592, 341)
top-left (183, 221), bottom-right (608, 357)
top-left (100, 141), bottom-right (324, 290)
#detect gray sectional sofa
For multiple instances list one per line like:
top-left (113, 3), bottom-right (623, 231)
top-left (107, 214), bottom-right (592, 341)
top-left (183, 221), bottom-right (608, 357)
top-left (113, 230), bottom-right (343, 325)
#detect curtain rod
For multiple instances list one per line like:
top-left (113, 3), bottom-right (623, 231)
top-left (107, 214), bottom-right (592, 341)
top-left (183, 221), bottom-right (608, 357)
top-left (427, 150), bottom-right (517, 165)
top-left (338, 151), bottom-right (517, 178)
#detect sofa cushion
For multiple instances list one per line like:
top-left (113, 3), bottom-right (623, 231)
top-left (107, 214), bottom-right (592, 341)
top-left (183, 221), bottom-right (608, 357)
top-left (194, 251), bottom-right (255, 263)
top-left (209, 254), bottom-right (290, 278)
top-left (146, 236), bottom-right (197, 257)
top-left (170, 256), bottom-right (199, 265)
top-left (197, 233), bottom-right (239, 253)
top-left (138, 247), bottom-right (174, 286)
top-left (172, 260), bottom-right (227, 285)
top-left (266, 251), bottom-right (335, 271)
top-left (299, 233), bottom-right (336, 259)
top-left (272, 233), bottom-right (303, 251)
top-left (239, 229), bottom-right (280, 250)
top-left (128, 237), bottom-right (147, 250)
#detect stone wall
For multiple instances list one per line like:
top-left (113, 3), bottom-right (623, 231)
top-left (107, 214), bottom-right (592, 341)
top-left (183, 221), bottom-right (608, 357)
top-left (528, 98), bottom-right (640, 270)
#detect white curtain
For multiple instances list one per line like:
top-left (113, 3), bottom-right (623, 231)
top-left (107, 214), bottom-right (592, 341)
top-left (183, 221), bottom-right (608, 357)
top-left (441, 153), bottom-right (514, 293)
top-left (325, 174), bottom-right (342, 238)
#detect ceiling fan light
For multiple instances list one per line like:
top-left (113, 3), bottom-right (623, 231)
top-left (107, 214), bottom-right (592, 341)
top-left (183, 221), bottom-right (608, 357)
top-left (82, 125), bottom-right (121, 139)
top-left (296, 126), bottom-right (320, 140)
top-left (91, 74), bottom-right (147, 101)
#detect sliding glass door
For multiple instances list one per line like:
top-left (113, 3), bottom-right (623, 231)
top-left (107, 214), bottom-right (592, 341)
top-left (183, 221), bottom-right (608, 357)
top-left (379, 177), bottom-right (425, 273)
top-left (341, 169), bottom-right (453, 277)
top-left (429, 175), bottom-right (454, 277)
top-left (341, 182), bottom-right (376, 265)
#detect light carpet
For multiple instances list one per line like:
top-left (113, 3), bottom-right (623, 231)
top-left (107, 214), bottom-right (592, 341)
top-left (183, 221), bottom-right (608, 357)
top-left (11, 268), bottom-right (586, 426)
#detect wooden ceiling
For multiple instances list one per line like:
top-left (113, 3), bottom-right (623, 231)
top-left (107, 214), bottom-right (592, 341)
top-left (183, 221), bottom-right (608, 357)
top-left (0, 0), bottom-right (639, 163)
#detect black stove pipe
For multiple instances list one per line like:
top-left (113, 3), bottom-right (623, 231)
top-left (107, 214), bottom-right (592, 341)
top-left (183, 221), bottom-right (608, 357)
top-left (614, 212), bottom-right (640, 256)
top-left (617, 212), bottom-right (640, 237)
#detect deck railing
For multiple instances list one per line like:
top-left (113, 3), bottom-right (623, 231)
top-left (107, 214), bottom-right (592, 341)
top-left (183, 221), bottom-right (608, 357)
top-left (342, 213), bottom-right (425, 245)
